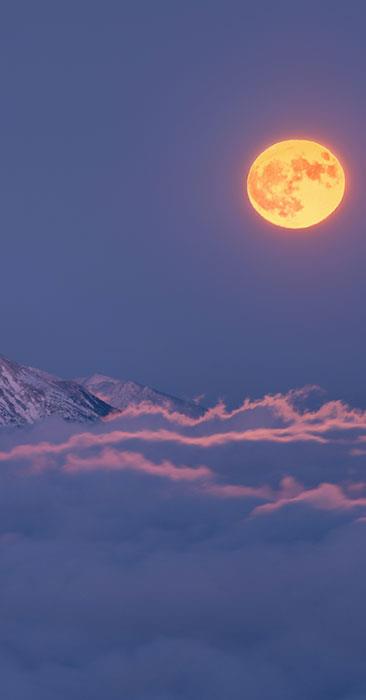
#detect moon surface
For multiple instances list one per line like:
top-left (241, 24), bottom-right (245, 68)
top-left (246, 139), bottom-right (345, 229)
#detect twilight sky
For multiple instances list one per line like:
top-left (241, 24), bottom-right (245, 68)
top-left (4, 6), bottom-right (366, 698)
top-left (2, 1), bottom-right (366, 405)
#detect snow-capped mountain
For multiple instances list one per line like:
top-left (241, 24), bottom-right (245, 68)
top-left (78, 374), bottom-right (205, 418)
top-left (0, 355), bottom-right (112, 427)
top-left (0, 355), bottom-right (205, 428)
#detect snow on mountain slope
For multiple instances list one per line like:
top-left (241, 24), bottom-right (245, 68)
top-left (79, 374), bottom-right (205, 418)
top-left (0, 356), bottom-right (112, 426)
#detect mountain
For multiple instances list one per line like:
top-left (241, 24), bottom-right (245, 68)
top-left (0, 355), bottom-right (112, 427)
top-left (0, 355), bottom-right (205, 428)
top-left (78, 374), bottom-right (205, 418)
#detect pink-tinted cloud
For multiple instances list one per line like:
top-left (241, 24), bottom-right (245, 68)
top-left (1, 388), bottom-right (366, 477)
top-left (63, 448), bottom-right (211, 482)
top-left (209, 476), bottom-right (307, 505)
top-left (103, 387), bottom-right (316, 426)
top-left (2, 386), bottom-right (366, 524)
top-left (0, 426), bottom-right (324, 465)
top-left (252, 481), bottom-right (366, 516)
top-left (88, 390), bottom-right (366, 451)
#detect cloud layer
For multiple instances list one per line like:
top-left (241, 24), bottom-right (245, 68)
top-left (2, 386), bottom-right (366, 699)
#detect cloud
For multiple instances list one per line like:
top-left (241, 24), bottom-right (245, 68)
top-left (1, 387), bottom-right (366, 698)
top-left (63, 447), bottom-right (211, 481)
top-left (252, 481), bottom-right (366, 516)
top-left (2, 385), bottom-right (366, 468)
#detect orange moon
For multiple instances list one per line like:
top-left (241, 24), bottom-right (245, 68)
top-left (246, 139), bottom-right (345, 229)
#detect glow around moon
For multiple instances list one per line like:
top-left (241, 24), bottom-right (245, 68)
top-left (246, 139), bottom-right (345, 229)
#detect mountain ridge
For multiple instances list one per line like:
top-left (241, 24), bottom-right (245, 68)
top-left (78, 373), bottom-right (204, 418)
top-left (0, 355), bottom-right (112, 427)
top-left (0, 355), bottom-right (204, 427)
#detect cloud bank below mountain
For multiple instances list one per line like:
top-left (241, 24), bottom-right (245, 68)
top-left (2, 386), bottom-right (366, 699)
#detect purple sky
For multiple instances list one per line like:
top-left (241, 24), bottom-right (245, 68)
top-left (4, 4), bottom-right (366, 698)
top-left (0, 1), bottom-right (365, 405)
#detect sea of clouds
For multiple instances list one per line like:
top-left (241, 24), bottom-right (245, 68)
top-left (2, 386), bottom-right (366, 699)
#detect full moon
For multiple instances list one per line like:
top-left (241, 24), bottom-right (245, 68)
top-left (246, 139), bottom-right (345, 229)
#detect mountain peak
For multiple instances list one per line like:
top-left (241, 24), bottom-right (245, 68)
top-left (0, 355), bottom-right (112, 427)
top-left (79, 373), bottom-right (204, 418)
top-left (0, 355), bottom-right (205, 428)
